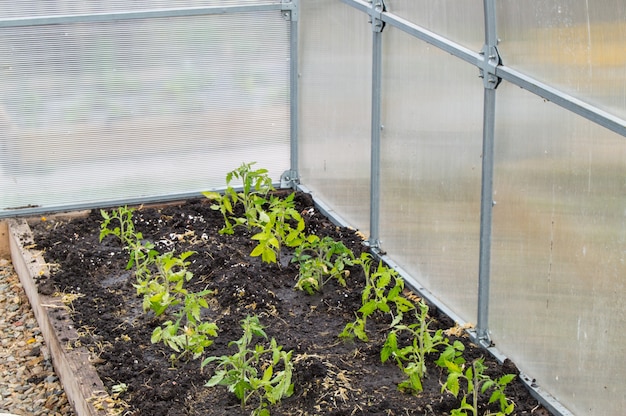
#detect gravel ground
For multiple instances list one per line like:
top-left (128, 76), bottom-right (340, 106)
top-left (0, 258), bottom-right (75, 416)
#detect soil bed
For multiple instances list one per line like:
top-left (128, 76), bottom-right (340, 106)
top-left (31, 193), bottom-right (551, 416)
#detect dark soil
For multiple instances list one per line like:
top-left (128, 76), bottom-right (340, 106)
top-left (31, 192), bottom-right (552, 416)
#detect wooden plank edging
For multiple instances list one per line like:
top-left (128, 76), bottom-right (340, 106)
top-left (7, 218), bottom-right (113, 416)
top-left (0, 221), bottom-right (10, 258)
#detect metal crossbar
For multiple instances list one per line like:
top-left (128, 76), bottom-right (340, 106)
top-left (0, 3), bottom-right (292, 27)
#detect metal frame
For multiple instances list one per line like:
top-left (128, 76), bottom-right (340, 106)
top-left (368, 1), bottom-right (385, 250)
top-left (0, 3), bottom-right (294, 27)
top-left (282, 0), bottom-right (301, 189)
top-left (476, 0), bottom-right (500, 347)
top-left (332, 0), bottom-right (626, 414)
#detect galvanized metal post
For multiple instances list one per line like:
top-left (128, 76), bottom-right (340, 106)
top-left (476, 0), bottom-right (501, 346)
top-left (288, 0), bottom-right (300, 188)
top-left (281, 0), bottom-right (300, 189)
top-left (368, 0), bottom-right (385, 250)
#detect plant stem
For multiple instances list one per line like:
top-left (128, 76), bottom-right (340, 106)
top-left (473, 361), bottom-right (479, 416)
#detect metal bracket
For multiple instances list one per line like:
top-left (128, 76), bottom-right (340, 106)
top-left (368, 0), bottom-right (386, 33)
top-left (478, 44), bottom-right (502, 89)
top-left (281, 0), bottom-right (298, 21)
top-left (469, 327), bottom-right (494, 350)
top-left (363, 237), bottom-right (384, 253)
top-left (280, 169), bottom-right (299, 189)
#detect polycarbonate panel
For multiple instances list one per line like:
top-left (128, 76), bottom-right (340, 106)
top-left (497, 0), bottom-right (626, 120)
top-left (0, 12), bottom-right (290, 213)
top-left (379, 27), bottom-right (484, 323)
top-left (0, 0), bottom-right (280, 19)
top-left (385, 0), bottom-right (484, 50)
top-left (298, 0), bottom-right (371, 233)
top-left (491, 83), bottom-right (626, 416)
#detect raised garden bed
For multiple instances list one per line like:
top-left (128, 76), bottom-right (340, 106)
top-left (7, 185), bottom-right (553, 416)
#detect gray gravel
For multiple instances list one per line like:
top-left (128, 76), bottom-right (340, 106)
top-left (0, 258), bottom-right (75, 416)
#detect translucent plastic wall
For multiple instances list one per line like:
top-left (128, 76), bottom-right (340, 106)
top-left (379, 26), bottom-right (484, 322)
top-left (0, 4), bottom-right (290, 214)
top-left (497, 0), bottom-right (626, 120)
top-left (491, 84), bottom-right (626, 416)
top-left (298, 0), bottom-right (371, 233)
top-left (386, 0), bottom-right (484, 50)
top-left (490, 3), bottom-right (626, 415)
top-left (299, 1), bottom-right (626, 415)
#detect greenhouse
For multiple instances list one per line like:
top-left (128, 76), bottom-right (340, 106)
top-left (1, 1), bottom-right (625, 415)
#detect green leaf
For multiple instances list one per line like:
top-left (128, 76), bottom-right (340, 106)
top-left (202, 191), bottom-right (221, 200)
top-left (262, 365), bottom-right (274, 382)
top-left (389, 313), bottom-right (403, 328)
top-left (338, 323), bottom-right (356, 340)
top-left (376, 300), bottom-right (390, 313)
top-left (387, 283), bottom-right (402, 300)
top-left (268, 237), bottom-right (280, 249)
top-left (381, 332), bottom-right (397, 363)
top-left (251, 231), bottom-right (268, 241)
top-left (394, 296), bottom-right (415, 313)
top-left (222, 196), bottom-right (233, 214)
top-left (151, 327), bottom-right (162, 343)
top-left (466, 379), bottom-right (475, 395)
top-left (285, 229), bottom-right (304, 247)
top-left (250, 244), bottom-right (266, 257)
top-left (232, 379), bottom-right (252, 400)
top-left (258, 210), bottom-right (270, 224)
top-left (261, 249), bottom-right (277, 264)
top-left (458, 396), bottom-right (474, 411)
top-left (205, 370), bottom-right (227, 387)
top-left (353, 324), bottom-right (368, 342)
top-left (400, 369), bottom-right (423, 393)
top-left (361, 286), bottom-right (372, 305)
top-left (444, 372), bottom-right (461, 396)
top-left (358, 301), bottom-right (378, 316)
top-left (499, 373), bottom-right (516, 385)
top-left (482, 379), bottom-right (495, 393)
top-left (488, 389), bottom-right (502, 404)
top-left (376, 272), bottom-right (392, 289)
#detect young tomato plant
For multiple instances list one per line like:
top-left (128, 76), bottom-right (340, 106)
top-left (203, 162), bottom-right (274, 235)
top-left (144, 252), bottom-right (218, 361)
top-left (380, 300), bottom-right (450, 394)
top-left (203, 163), bottom-right (304, 265)
top-left (249, 193), bottom-right (305, 265)
top-left (100, 206), bottom-right (218, 363)
top-left (99, 206), bottom-right (136, 247)
top-left (134, 250), bottom-right (196, 316)
top-left (292, 235), bottom-right (356, 294)
top-left (340, 253), bottom-right (415, 342)
top-left (202, 316), bottom-right (294, 416)
top-left (436, 343), bottom-right (516, 416)
top-left (150, 289), bottom-right (218, 361)
top-left (99, 207), bottom-right (158, 279)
